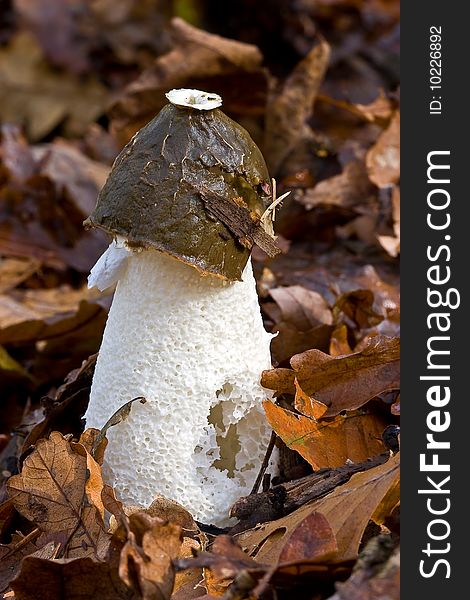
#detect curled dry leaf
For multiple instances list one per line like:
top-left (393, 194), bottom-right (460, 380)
top-left (261, 335), bottom-right (400, 416)
top-left (366, 111), bottom-right (400, 189)
top-left (117, 512), bottom-right (183, 600)
top-left (264, 38), bottom-right (331, 174)
top-left (263, 401), bottom-right (386, 471)
top-left (6, 431), bottom-right (109, 560)
top-left (333, 289), bottom-right (384, 330)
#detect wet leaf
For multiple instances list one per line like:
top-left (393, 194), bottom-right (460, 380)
top-left (262, 336), bottom-right (400, 416)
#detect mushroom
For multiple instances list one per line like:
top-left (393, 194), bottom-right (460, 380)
top-left (84, 89), bottom-right (280, 525)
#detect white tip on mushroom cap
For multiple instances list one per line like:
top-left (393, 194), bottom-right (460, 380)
top-left (165, 88), bottom-right (223, 110)
top-left (85, 248), bottom-right (275, 526)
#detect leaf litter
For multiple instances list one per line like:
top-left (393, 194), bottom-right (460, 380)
top-left (0, 1), bottom-right (399, 598)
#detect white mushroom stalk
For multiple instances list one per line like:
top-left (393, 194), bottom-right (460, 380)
top-left (84, 89), bottom-right (281, 525)
top-left (86, 245), bottom-right (273, 525)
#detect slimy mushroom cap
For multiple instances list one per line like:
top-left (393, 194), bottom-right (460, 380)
top-left (85, 90), bottom-right (273, 281)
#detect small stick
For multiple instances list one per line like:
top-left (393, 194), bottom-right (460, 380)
top-left (250, 430), bottom-right (277, 495)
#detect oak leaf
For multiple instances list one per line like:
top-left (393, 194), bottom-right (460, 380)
top-left (262, 335), bottom-right (400, 416)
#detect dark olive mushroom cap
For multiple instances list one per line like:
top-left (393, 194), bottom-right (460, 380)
top-left (85, 103), bottom-right (273, 281)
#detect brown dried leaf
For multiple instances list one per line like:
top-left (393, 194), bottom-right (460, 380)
top-left (118, 512), bottom-right (183, 600)
top-left (318, 90), bottom-right (394, 125)
top-left (238, 453), bottom-right (399, 564)
top-left (22, 354), bottom-right (97, 452)
top-left (0, 531), bottom-right (40, 593)
top-left (333, 289), bottom-right (383, 329)
top-left (308, 452), bottom-right (400, 560)
top-left (270, 285), bottom-right (333, 330)
top-left (327, 545), bottom-right (400, 600)
top-left (366, 111), bottom-right (400, 188)
top-left (262, 335), bottom-right (400, 416)
top-left (0, 287), bottom-right (106, 345)
top-left (10, 555), bottom-right (132, 600)
top-left (378, 186), bottom-right (400, 257)
top-left (0, 258), bottom-right (40, 294)
top-left (298, 161), bottom-right (375, 211)
top-left (265, 38), bottom-right (331, 174)
top-left (202, 536), bottom-right (260, 596)
top-left (0, 127), bottom-right (107, 271)
top-left (235, 506), bottom-right (337, 567)
top-left (277, 511), bottom-right (338, 564)
top-left (110, 17), bottom-right (267, 141)
top-left (0, 32), bottom-right (109, 140)
top-left (7, 431), bottom-right (109, 559)
top-left (329, 324), bottom-right (352, 357)
top-left (264, 400), bottom-right (386, 470)
top-left (270, 323), bottom-right (334, 365)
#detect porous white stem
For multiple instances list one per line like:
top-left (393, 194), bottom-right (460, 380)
top-left (85, 249), bottom-right (274, 525)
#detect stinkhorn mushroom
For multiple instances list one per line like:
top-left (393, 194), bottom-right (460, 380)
top-left (84, 89), bottom-right (281, 525)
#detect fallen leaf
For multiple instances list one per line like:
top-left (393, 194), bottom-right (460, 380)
top-left (0, 127), bottom-right (108, 272)
top-left (333, 289), bottom-right (383, 329)
top-left (264, 400), bottom-right (386, 470)
top-left (0, 287), bottom-right (106, 345)
top-left (327, 542), bottom-right (399, 600)
top-left (0, 257), bottom-right (40, 293)
top-left (329, 324), bottom-right (352, 356)
top-left (22, 354), bottom-right (97, 452)
top-left (10, 555), bottom-right (132, 600)
top-left (7, 431), bottom-right (110, 559)
top-left (0, 32), bottom-right (109, 140)
top-left (306, 453), bottom-right (400, 560)
top-left (262, 335), bottom-right (400, 416)
top-left (110, 17), bottom-right (268, 142)
top-left (264, 38), bottom-right (331, 174)
top-left (237, 453), bottom-right (399, 563)
top-left (0, 531), bottom-right (41, 593)
top-left (298, 161), bottom-right (375, 211)
top-left (118, 512), bottom-right (183, 600)
top-left (270, 322), bottom-right (335, 364)
top-left (377, 186), bottom-right (400, 257)
top-left (269, 285), bottom-right (333, 330)
top-left (366, 111), bottom-right (400, 188)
